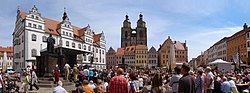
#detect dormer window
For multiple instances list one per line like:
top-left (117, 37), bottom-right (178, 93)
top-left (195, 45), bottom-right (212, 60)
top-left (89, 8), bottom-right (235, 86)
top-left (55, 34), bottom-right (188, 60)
top-left (36, 16), bottom-right (39, 20)
top-left (49, 29), bottom-right (53, 32)
top-left (66, 32), bottom-right (68, 36)
top-left (63, 31), bottom-right (65, 35)
top-left (31, 15), bottom-right (34, 18)
top-left (69, 33), bottom-right (72, 37)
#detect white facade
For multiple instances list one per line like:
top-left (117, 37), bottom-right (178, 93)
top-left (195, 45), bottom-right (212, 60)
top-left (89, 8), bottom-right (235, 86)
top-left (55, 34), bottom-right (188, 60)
top-left (13, 6), bottom-right (106, 70)
top-left (207, 37), bottom-right (227, 63)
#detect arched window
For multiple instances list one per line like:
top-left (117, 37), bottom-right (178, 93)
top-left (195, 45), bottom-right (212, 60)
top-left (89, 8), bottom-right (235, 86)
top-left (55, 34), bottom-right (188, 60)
top-left (88, 46), bottom-right (91, 51)
top-left (125, 31), bottom-right (128, 37)
top-left (42, 36), bottom-right (47, 42)
top-left (31, 15), bottom-right (34, 18)
top-left (31, 49), bottom-right (37, 57)
top-left (32, 34), bottom-right (36, 41)
top-left (78, 44), bottom-right (81, 49)
top-left (83, 45), bottom-right (86, 50)
top-left (72, 42), bottom-right (75, 48)
top-left (66, 41), bottom-right (69, 46)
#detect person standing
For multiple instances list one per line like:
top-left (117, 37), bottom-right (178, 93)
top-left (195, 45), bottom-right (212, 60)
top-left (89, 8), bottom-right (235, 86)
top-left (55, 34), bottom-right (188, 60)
top-left (96, 79), bottom-right (106, 93)
top-left (73, 64), bottom-right (79, 82)
top-left (195, 67), bottom-right (204, 93)
top-left (53, 81), bottom-right (67, 93)
top-left (64, 63), bottom-right (70, 80)
top-left (221, 77), bottom-right (231, 93)
top-left (54, 64), bottom-right (60, 84)
top-left (83, 68), bottom-right (89, 80)
top-left (0, 72), bottom-right (5, 93)
top-left (83, 80), bottom-right (94, 93)
top-left (23, 72), bottom-right (30, 93)
top-left (152, 74), bottom-right (166, 93)
top-left (108, 68), bottom-right (129, 93)
top-left (169, 66), bottom-right (182, 93)
top-left (30, 69), bottom-right (39, 90)
top-left (89, 69), bottom-right (94, 81)
top-left (178, 63), bottom-right (195, 93)
top-left (205, 67), bottom-right (214, 93)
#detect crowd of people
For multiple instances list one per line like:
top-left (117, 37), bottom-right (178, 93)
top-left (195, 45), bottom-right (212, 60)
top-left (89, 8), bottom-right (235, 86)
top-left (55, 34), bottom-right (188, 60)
top-left (3, 62), bottom-right (249, 93)
top-left (50, 62), bottom-right (250, 93)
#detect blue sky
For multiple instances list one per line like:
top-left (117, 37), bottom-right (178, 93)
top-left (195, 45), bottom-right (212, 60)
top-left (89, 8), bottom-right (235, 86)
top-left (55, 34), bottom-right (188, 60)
top-left (1, 0), bottom-right (250, 60)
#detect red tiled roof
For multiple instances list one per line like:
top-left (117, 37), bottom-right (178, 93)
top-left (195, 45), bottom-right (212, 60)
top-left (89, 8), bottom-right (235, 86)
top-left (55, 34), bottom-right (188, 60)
top-left (135, 45), bottom-right (147, 50)
top-left (0, 47), bottom-right (13, 52)
top-left (19, 12), bottom-right (85, 38)
top-left (174, 41), bottom-right (185, 50)
top-left (116, 48), bottom-right (124, 55)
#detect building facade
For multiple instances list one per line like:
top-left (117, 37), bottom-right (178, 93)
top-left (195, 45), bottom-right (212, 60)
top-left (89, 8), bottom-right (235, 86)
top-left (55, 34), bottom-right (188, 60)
top-left (0, 47), bottom-right (13, 68)
top-left (13, 6), bottom-right (106, 70)
top-left (135, 45), bottom-right (148, 68)
top-left (158, 36), bottom-right (188, 69)
top-left (207, 37), bottom-right (227, 63)
top-left (106, 47), bottom-right (116, 69)
top-left (227, 24), bottom-right (248, 64)
top-left (148, 46), bottom-right (158, 69)
top-left (115, 48), bottom-right (125, 65)
top-left (124, 46), bottom-right (136, 68)
top-left (121, 14), bottom-right (147, 48)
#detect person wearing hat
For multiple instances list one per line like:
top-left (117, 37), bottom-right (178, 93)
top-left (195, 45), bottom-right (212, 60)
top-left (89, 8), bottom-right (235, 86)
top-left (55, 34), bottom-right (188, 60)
top-left (169, 66), bottom-right (182, 93)
top-left (205, 66), bottom-right (214, 93)
top-left (178, 62), bottom-right (195, 93)
top-left (195, 67), bottom-right (205, 93)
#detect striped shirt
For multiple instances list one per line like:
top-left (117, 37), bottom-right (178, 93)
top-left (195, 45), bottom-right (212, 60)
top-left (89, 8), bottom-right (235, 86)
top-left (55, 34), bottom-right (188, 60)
top-left (108, 75), bottom-right (129, 93)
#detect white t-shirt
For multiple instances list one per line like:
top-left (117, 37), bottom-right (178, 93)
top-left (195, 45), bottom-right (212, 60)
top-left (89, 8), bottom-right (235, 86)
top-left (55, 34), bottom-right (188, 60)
top-left (206, 72), bottom-right (214, 89)
top-left (53, 86), bottom-right (67, 93)
top-left (138, 78), bottom-right (144, 87)
top-left (229, 80), bottom-right (236, 88)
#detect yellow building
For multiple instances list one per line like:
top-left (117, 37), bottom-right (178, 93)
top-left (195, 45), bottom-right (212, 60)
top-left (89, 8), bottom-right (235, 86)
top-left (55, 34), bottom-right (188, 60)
top-left (135, 45), bottom-right (148, 69)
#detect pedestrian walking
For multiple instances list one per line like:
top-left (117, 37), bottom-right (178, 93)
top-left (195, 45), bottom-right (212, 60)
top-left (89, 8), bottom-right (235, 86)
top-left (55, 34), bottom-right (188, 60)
top-left (54, 64), bottom-right (60, 84)
top-left (64, 63), bottom-right (70, 80)
top-left (29, 69), bottom-right (39, 90)
top-left (73, 64), bottom-right (79, 82)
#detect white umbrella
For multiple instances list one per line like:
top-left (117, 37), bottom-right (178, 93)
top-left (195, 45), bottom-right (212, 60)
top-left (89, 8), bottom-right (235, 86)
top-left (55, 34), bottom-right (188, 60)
top-left (207, 59), bottom-right (229, 65)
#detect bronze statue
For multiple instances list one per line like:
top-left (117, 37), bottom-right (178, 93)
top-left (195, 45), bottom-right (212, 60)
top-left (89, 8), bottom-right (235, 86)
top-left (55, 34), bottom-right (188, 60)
top-left (47, 34), bottom-right (55, 53)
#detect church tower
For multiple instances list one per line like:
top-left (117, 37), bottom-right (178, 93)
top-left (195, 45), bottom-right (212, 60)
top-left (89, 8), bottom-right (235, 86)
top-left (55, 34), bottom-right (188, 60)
top-left (121, 14), bottom-right (132, 48)
top-left (121, 14), bottom-right (147, 48)
top-left (136, 13), bottom-right (147, 46)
